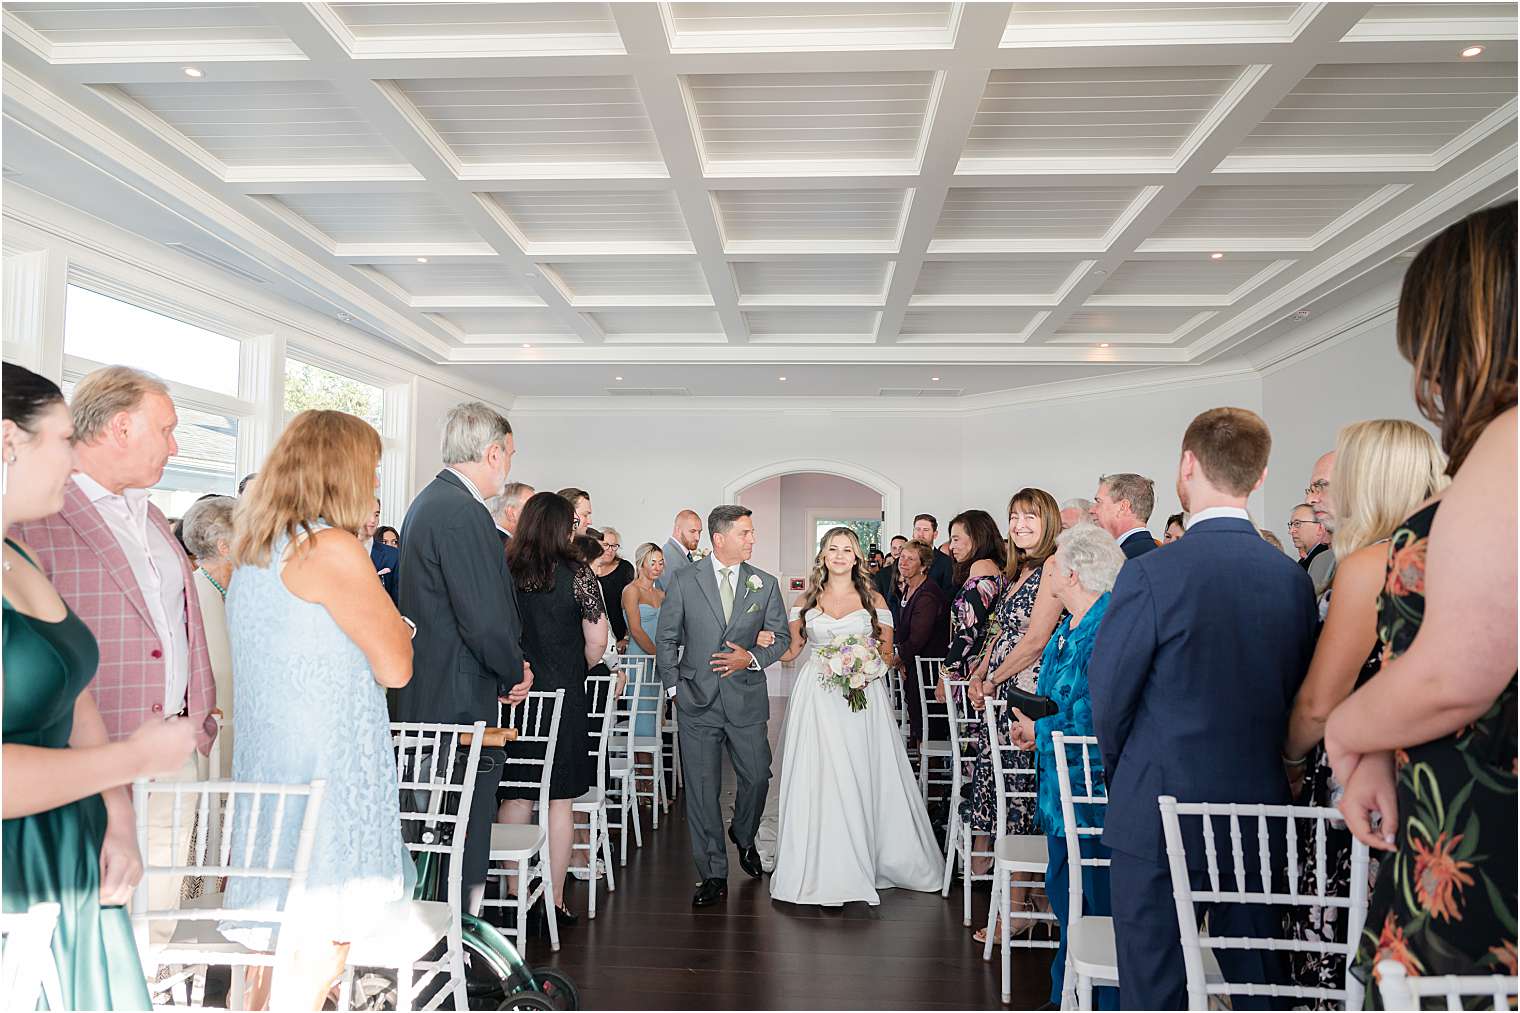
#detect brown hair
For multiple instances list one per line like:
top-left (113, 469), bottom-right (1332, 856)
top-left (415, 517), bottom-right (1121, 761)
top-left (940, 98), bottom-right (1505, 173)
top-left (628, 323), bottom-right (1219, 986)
top-left (1397, 202), bottom-right (1517, 475)
top-left (232, 410), bottom-right (381, 567)
top-left (1181, 407), bottom-right (1273, 496)
top-left (795, 526), bottom-right (882, 643)
top-left (948, 509), bottom-right (1007, 587)
top-left (1004, 487), bottom-right (1061, 579)
top-left (901, 539), bottom-right (935, 570)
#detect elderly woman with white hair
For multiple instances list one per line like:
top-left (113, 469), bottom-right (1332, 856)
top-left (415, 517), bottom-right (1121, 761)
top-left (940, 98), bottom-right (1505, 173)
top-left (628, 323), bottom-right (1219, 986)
top-left (1009, 522), bottom-right (1126, 1010)
top-left (181, 494), bottom-right (238, 775)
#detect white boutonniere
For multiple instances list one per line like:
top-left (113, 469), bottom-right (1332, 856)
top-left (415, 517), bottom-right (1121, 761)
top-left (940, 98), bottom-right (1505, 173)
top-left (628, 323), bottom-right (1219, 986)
top-left (692, 548), bottom-right (711, 561)
top-left (745, 574), bottom-right (763, 593)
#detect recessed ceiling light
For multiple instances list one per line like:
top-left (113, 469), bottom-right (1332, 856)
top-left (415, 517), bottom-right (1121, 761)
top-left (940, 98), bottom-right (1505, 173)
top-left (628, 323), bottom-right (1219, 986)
top-left (416, 257), bottom-right (428, 263)
top-left (778, 376), bottom-right (787, 382)
top-left (614, 375), bottom-right (623, 381)
top-left (931, 376), bottom-right (940, 381)
top-left (1462, 44), bottom-right (1485, 57)
top-left (1099, 343), bottom-right (1110, 348)
top-left (1210, 252), bottom-right (1225, 260)
top-left (522, 343), bottom-right (531, 349)
top-left (183, 67), bottom-right (204, 78)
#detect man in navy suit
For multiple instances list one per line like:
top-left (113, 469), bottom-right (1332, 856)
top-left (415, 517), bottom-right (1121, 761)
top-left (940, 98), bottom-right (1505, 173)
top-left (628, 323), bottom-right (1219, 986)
top-left (1088, 408), bottom-right (1317, 1010)
top-left (362, 497), bottom-right (400, 604)
top-left (1090, 473), bottom-right (1159, 559)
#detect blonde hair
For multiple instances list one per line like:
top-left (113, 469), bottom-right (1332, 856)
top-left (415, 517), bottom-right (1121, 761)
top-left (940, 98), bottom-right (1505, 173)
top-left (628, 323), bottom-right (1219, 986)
top-left (795, 526), bottom-right (882, 644)
top-left (634, 541), bottom-right (663, 575)
top-left (1331, 419), bottom-right (1449, 560)
top-left (71, 365), bottom-right (170, 444)
top-left (232, 410), bottom-right (382, 567)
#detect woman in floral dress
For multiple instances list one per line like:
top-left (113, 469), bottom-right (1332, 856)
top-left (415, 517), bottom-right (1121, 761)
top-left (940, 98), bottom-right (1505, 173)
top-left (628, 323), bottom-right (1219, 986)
top-left (1324, 203), bottom-right (1516, 1006)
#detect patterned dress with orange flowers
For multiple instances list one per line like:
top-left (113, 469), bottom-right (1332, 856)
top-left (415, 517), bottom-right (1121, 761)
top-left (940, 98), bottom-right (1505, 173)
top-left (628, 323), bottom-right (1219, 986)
top-left (1355, 501), bottom-right (1519, 1006)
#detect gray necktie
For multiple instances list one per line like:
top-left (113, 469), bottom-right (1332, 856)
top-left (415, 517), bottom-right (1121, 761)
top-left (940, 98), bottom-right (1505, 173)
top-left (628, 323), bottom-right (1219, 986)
top-left (719, 566), bottom-right (734, 622)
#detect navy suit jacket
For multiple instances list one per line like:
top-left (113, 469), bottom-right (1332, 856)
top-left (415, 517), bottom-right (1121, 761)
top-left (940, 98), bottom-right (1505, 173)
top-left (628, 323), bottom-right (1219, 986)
top-left (370, 541), bottom-right (400, 604)
top-left (1119, 529), bottom-right (1158, 559)
top-left (1088, 516), bottom-right (1316, 865)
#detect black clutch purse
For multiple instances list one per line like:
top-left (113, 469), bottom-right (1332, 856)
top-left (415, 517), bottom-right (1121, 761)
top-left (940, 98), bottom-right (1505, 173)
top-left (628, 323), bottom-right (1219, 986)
top-left (1003, 685), bottom-right (1058, 721)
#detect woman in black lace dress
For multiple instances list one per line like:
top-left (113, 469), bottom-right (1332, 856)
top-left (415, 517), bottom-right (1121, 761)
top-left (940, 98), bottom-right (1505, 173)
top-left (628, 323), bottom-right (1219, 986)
top-left (1325, 203), bottom-right (1516, 1006)
top-left (502, 492), bottom-right (610, 925)
top-left (1281, 420), bottom-right (1448, 1003)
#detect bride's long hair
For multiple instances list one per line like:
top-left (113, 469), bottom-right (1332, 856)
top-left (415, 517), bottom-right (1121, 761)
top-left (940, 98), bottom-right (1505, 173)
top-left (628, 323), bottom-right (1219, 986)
top-left (794, 526), bottom-right (882, 643)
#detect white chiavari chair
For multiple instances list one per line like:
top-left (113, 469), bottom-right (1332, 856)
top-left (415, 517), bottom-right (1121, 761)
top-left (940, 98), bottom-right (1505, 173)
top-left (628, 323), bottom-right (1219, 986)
top-left (570, 673), bottom-right (619, 917)
top-left (131, 779), bottom-right (326, 1011)
top-left (940, 680), bottom-right (1009, 926)
top-left (1050, 731), bottom-right (1116, 1011)
top-left (483, 690), bottom-right (565, 957)
top-left (607, 657), bottom-right (655, 864)
top-left (1, 902), bottom-right (63, 1011)
top-left (1159, 795), bottom-right (1372, 1011)
top-left (914, 657), bottom-right (952, 802)
top-left (1377, 961), bottom-right (1519, 1010)
top-left (975, 698), bottom-right (1055, 993)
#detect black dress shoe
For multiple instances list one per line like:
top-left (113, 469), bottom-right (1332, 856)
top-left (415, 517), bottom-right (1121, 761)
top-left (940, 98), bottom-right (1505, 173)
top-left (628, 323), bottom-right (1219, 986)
top-left (554, 904), bottom-right (579, 927)
top-left (692, 878), bottom-right (728, 907)
top-left (729, 826), bottom-right (765, 879)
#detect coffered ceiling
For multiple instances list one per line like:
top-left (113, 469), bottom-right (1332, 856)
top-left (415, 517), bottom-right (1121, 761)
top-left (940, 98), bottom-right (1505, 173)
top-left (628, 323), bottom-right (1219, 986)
top-left (2, 2), bottom-right (1516, 401)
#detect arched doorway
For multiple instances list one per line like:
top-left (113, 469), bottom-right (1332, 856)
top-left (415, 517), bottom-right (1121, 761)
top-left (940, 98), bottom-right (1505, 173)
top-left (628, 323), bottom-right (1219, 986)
top-left (721, 458), bottom-right (902, 539)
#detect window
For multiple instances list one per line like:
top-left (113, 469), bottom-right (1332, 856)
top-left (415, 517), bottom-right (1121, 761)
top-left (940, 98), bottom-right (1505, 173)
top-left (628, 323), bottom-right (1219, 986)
top-left (65, 285), bottom-right (240, 396)
top-left (815, 518), bottom-right (884, 556)
top-left (283, 358), bottom-right (384, 430)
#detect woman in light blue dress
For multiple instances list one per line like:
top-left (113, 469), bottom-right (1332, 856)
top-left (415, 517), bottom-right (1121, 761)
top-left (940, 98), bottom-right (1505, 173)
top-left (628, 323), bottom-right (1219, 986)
top-left (219, 410), bottom-right (416, 1011)
top-left (620, 543), bottom-right (666, 739)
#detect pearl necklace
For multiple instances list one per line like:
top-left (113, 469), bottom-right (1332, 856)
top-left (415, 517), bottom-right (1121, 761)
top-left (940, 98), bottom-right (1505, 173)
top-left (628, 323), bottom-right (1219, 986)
top-left (199, 567), bottom-right (227, 600)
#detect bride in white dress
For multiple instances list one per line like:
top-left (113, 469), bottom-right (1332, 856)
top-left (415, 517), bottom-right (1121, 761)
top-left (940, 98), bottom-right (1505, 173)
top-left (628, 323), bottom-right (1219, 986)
top-left (765, 527), bottom-right (943, 906)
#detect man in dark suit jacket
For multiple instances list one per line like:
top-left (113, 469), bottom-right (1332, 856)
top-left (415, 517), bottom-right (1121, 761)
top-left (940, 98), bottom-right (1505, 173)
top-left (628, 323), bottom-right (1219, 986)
top-left (1088, 409), bottom-right (1317, 1010)
top-left (362, 498), bottom-right (400, 603)
top-left (397, 402), bottom-right (532, 913)
top-left (912, 513), bottom-right (957, 593)
top-left (1091, 472), bottom-right (1160, 559)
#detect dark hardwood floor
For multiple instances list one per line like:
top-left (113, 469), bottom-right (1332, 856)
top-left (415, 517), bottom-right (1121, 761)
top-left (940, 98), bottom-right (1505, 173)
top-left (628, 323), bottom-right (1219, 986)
top-left (537, 703), bottom-right (1051, 1011)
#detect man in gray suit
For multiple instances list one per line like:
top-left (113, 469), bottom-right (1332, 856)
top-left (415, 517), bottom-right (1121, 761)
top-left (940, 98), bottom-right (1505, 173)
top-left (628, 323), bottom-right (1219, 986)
top-left (656, 508), bottom-right (704, 591)
top-left (656, 505), bottom-right (791, 907)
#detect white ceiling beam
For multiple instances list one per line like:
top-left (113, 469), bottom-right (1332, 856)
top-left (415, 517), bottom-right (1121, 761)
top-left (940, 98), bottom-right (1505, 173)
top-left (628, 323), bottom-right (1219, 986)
top-left (875, 4), bottom-right (1013, 345)
top-left (262, 2), bottom-right (604, 345)
top-left (611, 4), bottom-right (748, 343)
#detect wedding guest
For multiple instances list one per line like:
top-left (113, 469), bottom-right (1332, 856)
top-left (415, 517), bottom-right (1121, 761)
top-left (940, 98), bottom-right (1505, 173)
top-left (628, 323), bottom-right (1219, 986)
top-left (590, 526), bottom-right (635, 652)
top-left (503, 493), bottom-right (609, 927)
top-left (220, 409), bottom-right (414, 1010)
top-left (397, 402), bottom-right (531, 915)
top-left (1059, 498), bottom-right (1092, 531)
top-left (913, 512), bottom-right (956, 593)
top-left (877, 534), bottom-right (907, 614)
top-left (1327, 203), bottom-right (1516, 1001)
top-left (894, 539), bottom-right (950, 747)
top-left (363, 497), bottom-right (399, 604)
top-left (964, 489), bottom-right (1065, 939)
top-left (1090, 407), bottom-right (1316, 1009)
top-left (1287, 503), bottom-right (1330, 578)
top-left (1009, 522), bottom-right (1126, 1010)
top-left (11, 365), bottom-right (218, 928)
top-left (1281, 419), bottom-right (1447, 999)
top-left (557, 487), bottom-right (592, 531)
top-left (491, 481), bottom-right (534, 542)
top-left (375, 526), bottom-right (399, 550)
top-left (1089, 473), bottom-right (1157, 559)
top-left (180, 494), bottom-right (238, 775)
top-left (622, 543), bottom-right (666, 792)
top-left (939, 509), bottom-right (1006, 693)
top-left (657, 509), bottom-right (703, 591)
top-left (1304, 451), bottom-right (1338, 596)
top-left (1163, 513), bottom-right (1185, 544)
top-left (2, 362), bottom-right (198, 1011)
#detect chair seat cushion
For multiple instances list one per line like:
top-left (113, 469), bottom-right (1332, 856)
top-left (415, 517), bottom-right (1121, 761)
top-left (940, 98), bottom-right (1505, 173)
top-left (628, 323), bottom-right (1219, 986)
top-left (489, 823), bottom-right (547, 858)
top-left (994, 834), bottom-right (1048, 871)
top-left (345, 901), bottom-right (452, 966)
top-left (572, 789), bottom-right (606, 809)
top-left (1070, 916), bottom-right (1221, 981)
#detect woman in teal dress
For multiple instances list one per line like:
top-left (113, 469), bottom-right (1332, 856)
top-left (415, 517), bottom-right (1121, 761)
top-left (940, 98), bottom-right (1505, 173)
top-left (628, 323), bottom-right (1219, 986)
top-left (2, 362), bottom-right (199, 1010)
top-left (621, 543), bottom-right (666, 740)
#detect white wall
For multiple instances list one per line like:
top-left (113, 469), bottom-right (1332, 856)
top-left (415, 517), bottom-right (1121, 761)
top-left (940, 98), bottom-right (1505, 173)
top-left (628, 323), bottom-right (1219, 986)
top-left (777, 473), bottom-right (883, 574)
top-left (1259, 310), bottom-right (1431, 532)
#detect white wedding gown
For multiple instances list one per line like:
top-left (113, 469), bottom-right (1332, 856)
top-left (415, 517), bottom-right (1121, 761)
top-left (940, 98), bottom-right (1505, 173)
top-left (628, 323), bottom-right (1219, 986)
top-left (761, 606), bottom-right (943, 906)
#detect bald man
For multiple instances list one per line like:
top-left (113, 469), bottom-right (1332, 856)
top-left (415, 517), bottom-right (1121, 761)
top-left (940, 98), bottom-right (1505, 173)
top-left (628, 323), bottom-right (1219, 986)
top-left (657, 509), bottom-right (704, 591)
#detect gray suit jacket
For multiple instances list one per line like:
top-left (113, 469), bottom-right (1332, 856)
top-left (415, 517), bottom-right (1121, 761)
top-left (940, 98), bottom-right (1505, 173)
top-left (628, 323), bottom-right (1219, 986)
top-left (655, 537), bottom-right (693, 592)
top-left (655, 559), bottom-right (790, 727)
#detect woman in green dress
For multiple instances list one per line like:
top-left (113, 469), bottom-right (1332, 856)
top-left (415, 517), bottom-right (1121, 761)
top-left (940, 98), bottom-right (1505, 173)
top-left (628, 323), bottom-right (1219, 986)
top-left (2, 362), bottom-right (199, 1010)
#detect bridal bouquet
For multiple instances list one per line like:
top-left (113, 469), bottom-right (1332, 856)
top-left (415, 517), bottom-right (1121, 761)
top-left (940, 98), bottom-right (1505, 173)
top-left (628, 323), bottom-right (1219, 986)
top-left (815, 631), bottom-right (888, 713)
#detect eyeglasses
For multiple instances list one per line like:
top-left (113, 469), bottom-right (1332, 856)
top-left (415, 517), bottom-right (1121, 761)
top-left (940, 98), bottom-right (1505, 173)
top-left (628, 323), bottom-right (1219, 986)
top-left (1304, 479), bottom-right (1330, 497)
top-left (1287, 519), bottom-right (1322, 530)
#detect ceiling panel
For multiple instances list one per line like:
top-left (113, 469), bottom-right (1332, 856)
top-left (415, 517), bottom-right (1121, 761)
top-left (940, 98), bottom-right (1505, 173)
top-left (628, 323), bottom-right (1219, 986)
top-left (900, 307), bottom-right (1042, 335)
top-left (967, 66), bottom-right (1240, 159)
top-left (396, 76), bottom-right (662, 167)
top-left (1151, 184), bottom-right (1384, 241)
top-left (549, 261), bottom-right (709, 298)
top-left (1006, 3), bottom-right (1302, 29)
top-left (432, 308), bottom-right (575, 335)
top-left (591, 308), bottom-right (722, 334)
top-left (687, 71), bottom-right (933, 163)
top-left (669, 3), bottom-right (954, 36)
top-left (1058, 307), bottom-right (1207, 335)
top-left (913, 260), bottom-right (1081, 296)
top-left (1238, 62), bottom-right (1518, 157)
top-left (329, 3), bottom-right (619, 41)
top-left (1094, 258), bottom-right (1282, 298)
top-left (269, 193), bottom-right (481, 244)
top-left (487, 190), bottom-right (691, 244)
top-left (745, 309), bottom-right (878, 334)
top-left (368, 263), bottom-right (536, 298)
top-left (934, 187), bottom-right (1142, 242)
top-left (11, 2), bottom-right (291, 45)
top-left (732, 260), bottom-right (889, 297)
top-left (1346, 3), bottom-right (1519, 35)
top-left (715, 189), bottom-right (908, 244)
top-left (119, 81), bottom-right (404, 167)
